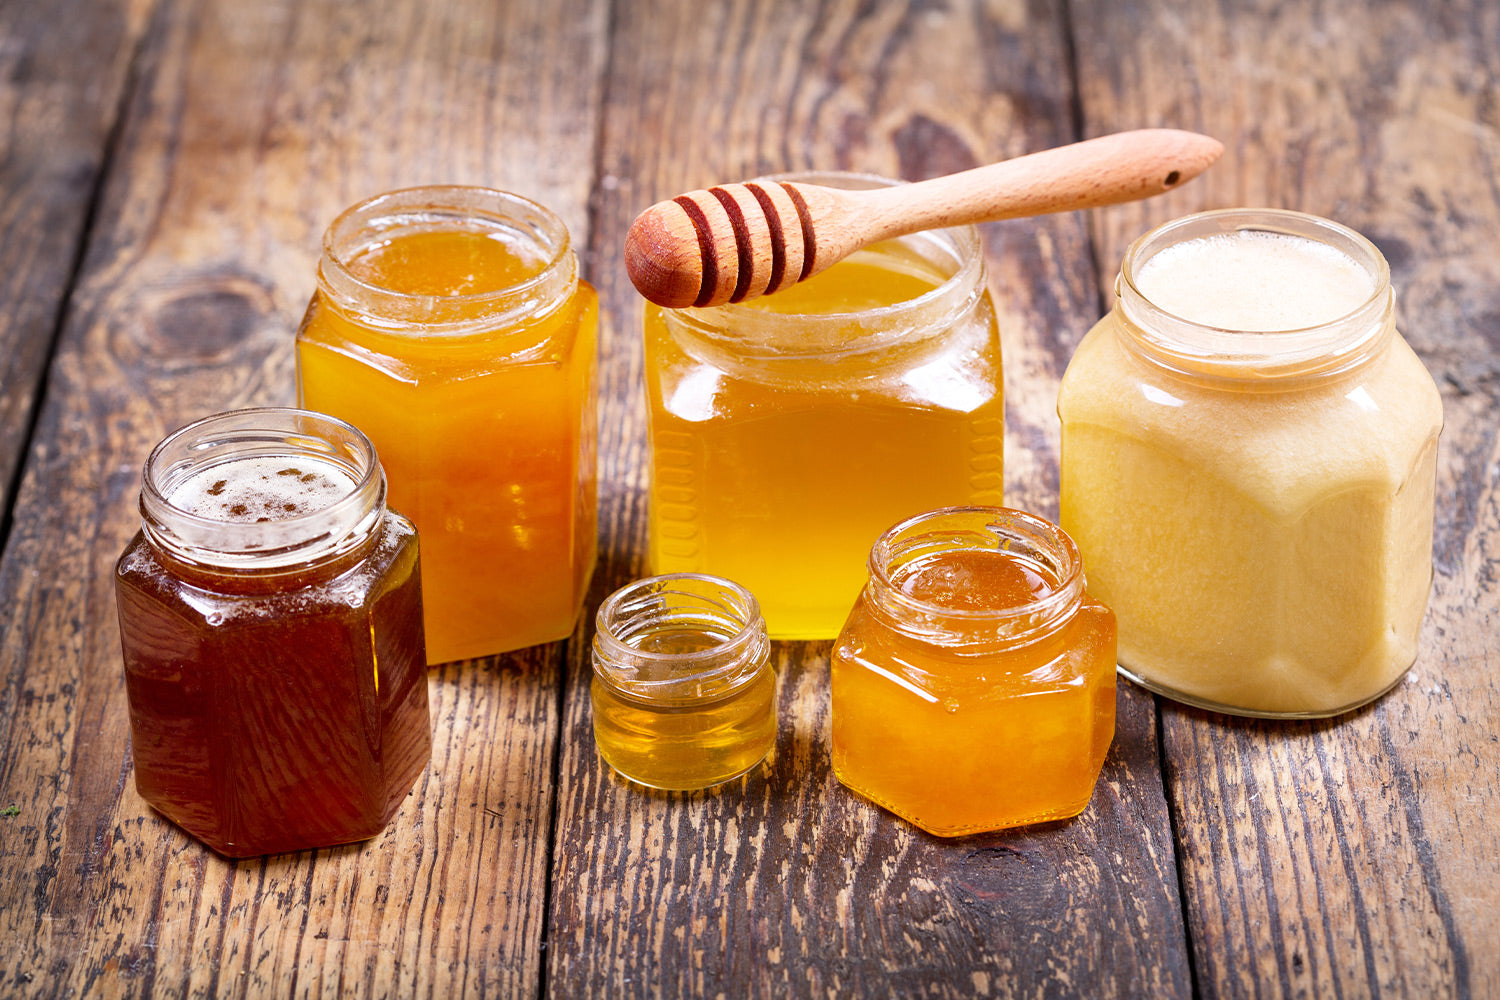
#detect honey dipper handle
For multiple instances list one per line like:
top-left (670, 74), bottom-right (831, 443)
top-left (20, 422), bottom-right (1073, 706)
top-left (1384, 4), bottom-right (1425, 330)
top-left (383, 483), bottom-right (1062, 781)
top-left (850, 129), bottom-right (1224, 240)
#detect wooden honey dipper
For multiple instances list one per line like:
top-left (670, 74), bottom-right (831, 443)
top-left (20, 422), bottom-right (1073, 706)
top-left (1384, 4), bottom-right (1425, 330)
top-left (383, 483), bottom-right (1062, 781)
top-left (625, 129), bottom-right (1223, 309)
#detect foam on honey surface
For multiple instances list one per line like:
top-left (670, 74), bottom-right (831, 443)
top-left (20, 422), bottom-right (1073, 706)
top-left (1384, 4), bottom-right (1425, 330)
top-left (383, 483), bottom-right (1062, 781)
top-left (168, 455), bottom-right (358, 523)
top-left (1134, 230), bottom-right (1375, 332)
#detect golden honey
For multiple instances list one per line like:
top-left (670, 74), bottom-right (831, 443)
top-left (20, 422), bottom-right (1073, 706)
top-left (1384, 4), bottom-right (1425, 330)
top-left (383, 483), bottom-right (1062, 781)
top-left (644, 173), bottom-right (1004, 640)
top-left (297, 186), bottom-right (597, 662)
top-left (831, 507), bottom-right (1116, 837)
top-left (591, 574), bottom-right (776, 790)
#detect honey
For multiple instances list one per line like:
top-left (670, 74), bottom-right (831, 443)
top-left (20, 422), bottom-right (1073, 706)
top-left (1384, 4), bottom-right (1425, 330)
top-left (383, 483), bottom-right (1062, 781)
top-left (644, 172), bottom-right (1003, 640)
top-left (297, 186), bottom-right (598, 662)
top-left (591, 574), bottom-right (776, 790)
top-left (1058, 210), bottom-right (1443, 717)
top-left (831, 507), bottom-right (1116, 837)
top-left (114, 409), bottom-right (430, 857)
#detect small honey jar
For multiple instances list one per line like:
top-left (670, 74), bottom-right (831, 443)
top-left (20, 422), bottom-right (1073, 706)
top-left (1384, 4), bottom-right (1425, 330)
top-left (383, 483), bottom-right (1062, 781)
top-left (831, 506), bottom-right (1116, 836)
top-left (591, 573), bottom-right (776, 791)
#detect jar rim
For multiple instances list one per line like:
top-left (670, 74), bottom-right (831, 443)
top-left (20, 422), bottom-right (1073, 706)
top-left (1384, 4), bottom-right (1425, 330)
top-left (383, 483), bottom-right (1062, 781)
top-left (316, 184), bottom-right (577, 331)
top-left (1116, 208), bottom-right (1393, 380)
top-left (140, 407), bottom-right (385, 570)
top-left (866, 506), bottom-right (1086, 643)
top-left (592, 572), bottom-right (769, 700)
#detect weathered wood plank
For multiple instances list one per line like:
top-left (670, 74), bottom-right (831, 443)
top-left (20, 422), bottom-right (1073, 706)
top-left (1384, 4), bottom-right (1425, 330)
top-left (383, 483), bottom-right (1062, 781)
top-left (1072, 0), bottom-right (1500, 995)
top-left (547, 1), bottom-right (1193, 995)
top-left (0, 0), bottom-right (152, 524)
top-left (0, 0), bottom-right (607, 995)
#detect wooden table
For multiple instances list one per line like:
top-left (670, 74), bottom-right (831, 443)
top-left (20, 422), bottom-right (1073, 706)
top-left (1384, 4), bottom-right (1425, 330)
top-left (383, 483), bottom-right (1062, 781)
top-left (2, 0), bottom-right (1495, 996)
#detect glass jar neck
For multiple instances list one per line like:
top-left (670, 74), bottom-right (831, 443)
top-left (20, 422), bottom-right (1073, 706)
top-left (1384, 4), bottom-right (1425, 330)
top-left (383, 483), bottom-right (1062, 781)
top-left (660, 171), bottom-right (989, 379)
top-left (1115, 208), bottom-right (1394, 384)
top-left (592, 573), bottom-right (770, 707)
top-left (139, 408), bottom-right (386, 578)
top-left (866, 507), bottom-right (1085, 651)
top-left (316, 185), bottom-right (578, 335)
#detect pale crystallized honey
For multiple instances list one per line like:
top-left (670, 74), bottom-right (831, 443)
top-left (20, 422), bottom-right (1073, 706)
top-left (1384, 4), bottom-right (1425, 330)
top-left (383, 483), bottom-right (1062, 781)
top-left (1058, 209), bottom-right (1443, 717)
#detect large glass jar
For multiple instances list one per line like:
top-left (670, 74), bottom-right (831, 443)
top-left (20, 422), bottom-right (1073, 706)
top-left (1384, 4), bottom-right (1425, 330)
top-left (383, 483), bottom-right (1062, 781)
top-left (297, 185), bottom-right (598, 662)
top-left (831, 506), bottom-right (1117, 837)
top-left (114, 408), bottom-right (431, 857)
top-left (643, 173), bottom-right (1004, 640)
top-left (1058, 209), bottom-right (1444, 718)
top-left (591, 573), bottom-right (776, 791)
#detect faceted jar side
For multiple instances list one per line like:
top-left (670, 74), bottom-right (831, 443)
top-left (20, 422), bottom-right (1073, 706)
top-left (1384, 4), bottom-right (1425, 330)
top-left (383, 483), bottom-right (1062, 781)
top-left (829, 506), bottom-right (1117, 837)
top-left (643, 172), bottom-right (1004, 641)
top-left (1058, 209), bottom-right (1444, 717)
top-left (296, 185), bottom-right (600, 662)
top-left (114, 407), bottom-right (431, 858)
top-left (116, 514), bottom-right (430, 858)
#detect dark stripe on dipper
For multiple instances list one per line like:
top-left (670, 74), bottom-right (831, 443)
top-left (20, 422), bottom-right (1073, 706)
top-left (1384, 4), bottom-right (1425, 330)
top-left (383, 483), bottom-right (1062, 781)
top-left (745, 183), bottom-right (785, 294)
top-left (781, 182), bottom-right (817, 281)
top-left (709, 186), bottom-right (754, 303)
top-left (674, 195), bottom-right (718, 307)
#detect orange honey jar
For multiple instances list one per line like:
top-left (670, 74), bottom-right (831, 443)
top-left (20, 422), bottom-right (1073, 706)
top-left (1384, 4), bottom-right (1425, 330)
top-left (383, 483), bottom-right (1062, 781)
top-left (831, 506), bottom-right (1116, 836)
top-left (297, 186), bottom-right (598, 662)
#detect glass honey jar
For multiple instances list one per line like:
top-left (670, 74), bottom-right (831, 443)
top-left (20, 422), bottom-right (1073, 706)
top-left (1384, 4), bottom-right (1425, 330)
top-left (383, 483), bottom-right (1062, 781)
top-left (1058, 209), bottom-right (1444, 718)
top-left (297, 185), bottom-right (598, 663)
top-left (831, 506), bottom-right (1116, 837)
top-left (643, 172), bottom-right (1004, 641)
top-left (591, 573), bottom-right (776, 791)
top-left (114, 408), bottom-right (431, 857)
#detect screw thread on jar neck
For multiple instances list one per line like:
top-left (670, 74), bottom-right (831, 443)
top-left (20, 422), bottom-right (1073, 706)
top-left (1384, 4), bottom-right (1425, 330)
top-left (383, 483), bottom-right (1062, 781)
top-left (139, 407), bottom-right (386, 574)
top-left (865, 506), bottom-right (1086, 650)
top-left (592, 573), bottom-right (771, 706)
top-left (1115, 208), bottom-right (1395, 383)
top-left (316, 184), bottom-right (578, 334)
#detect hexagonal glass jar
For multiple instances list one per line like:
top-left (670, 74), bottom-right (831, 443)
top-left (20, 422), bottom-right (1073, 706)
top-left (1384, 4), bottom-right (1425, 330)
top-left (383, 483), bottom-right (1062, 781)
top-left (831, 506), bottom-right (1116, 836)
top-left (643, 172), bottom-right (1004, 641)
top-left (114, 408), bottom-right (431, 857)
top-left (1058, 209), bottom-right (1443, 717)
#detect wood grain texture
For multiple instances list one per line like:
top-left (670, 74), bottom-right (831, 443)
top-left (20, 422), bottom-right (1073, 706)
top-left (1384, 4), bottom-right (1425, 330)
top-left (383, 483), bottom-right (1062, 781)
top-left (2, 0), bottom-right (1498, 996)
top-left (548, 0), bottom-right (1192, 995)
top-left (0, 0), bottom-right (153, 519)
top-left (1072, 0), bottom-right (1500, 995)
top-left (0, 0), bottom-right (607, 995)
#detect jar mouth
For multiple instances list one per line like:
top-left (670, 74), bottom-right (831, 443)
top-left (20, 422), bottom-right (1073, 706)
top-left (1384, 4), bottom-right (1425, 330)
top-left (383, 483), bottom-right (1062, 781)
top-left (592, 573), bottom-right (770, 701)
top-left (317, 184), bottom-right (577, 332)
top-left (867, 506), bottom-right (1085, 645)
top-left (140, 408), bottom-right (385, 570)
top-left (661, 171), bottom-right (987, 361)
top-left (1117, 208), bottom-right (1393, 381)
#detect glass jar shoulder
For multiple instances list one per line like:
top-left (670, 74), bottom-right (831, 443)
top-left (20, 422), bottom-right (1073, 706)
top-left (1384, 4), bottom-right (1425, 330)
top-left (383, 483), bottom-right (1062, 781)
top-left (833, 594), bottom-right (1112, 700)
top-left (297, 280), bottom-right (596, 375)
top-left (1059, 311), bottom-right (1443, 498)
top-left (644, 293), bottom-right (1001, 409)
top-left (116, 513), bottom-right (419, 620)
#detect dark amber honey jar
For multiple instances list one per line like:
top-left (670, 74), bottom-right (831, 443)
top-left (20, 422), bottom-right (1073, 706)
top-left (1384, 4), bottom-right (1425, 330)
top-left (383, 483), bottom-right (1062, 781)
top-left (114, 408), bottom-right (431, 857)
